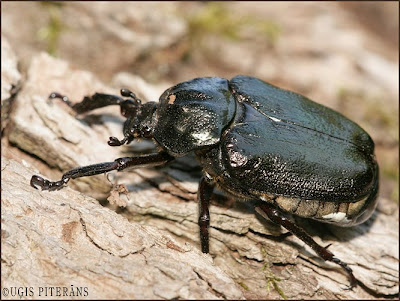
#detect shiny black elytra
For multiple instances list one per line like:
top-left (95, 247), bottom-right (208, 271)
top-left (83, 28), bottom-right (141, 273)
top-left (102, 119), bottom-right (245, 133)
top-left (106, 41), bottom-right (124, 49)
top-left (31, 76), bottom-right (379, 288)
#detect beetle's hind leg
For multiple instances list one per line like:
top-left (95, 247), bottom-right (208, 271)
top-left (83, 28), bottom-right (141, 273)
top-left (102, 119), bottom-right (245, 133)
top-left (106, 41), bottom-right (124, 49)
top-left (256, 203), bottom-right (357, 289)
top-left (30, 152), bottom-right (174, 191)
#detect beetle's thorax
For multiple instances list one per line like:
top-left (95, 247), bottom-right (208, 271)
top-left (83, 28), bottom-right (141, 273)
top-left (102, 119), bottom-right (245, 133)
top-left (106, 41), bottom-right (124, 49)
top-left (152, 77), bottom-right (236, 157)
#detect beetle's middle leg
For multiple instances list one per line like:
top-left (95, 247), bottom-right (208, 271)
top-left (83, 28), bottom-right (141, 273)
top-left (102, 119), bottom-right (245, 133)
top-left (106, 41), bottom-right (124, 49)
top-left (197, 176), bottom-right (215, 253)
top-left (31, 152), bottom-right (174, 191)
top-left (257, 203), bottom-right (357, 288)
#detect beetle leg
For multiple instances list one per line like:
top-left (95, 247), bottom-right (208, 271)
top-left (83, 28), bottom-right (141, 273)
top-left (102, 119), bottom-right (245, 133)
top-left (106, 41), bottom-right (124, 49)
top-left (257, 203), bottom-right (357, 288)
top-left (197, 176), bottom-right (215, 253)
top-left (49, 89), bottom-right (144, 117)
top-left (49, 92), bottom-right (124, 114)
top-left (30, 152), bottom-right (174, 191)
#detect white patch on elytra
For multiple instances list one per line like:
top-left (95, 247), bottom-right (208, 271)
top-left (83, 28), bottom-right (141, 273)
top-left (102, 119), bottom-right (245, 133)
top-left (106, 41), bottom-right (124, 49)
top-left (322, 212), bottom-right (350, 223)
top-left (269, 116), bottom-right (281, 122)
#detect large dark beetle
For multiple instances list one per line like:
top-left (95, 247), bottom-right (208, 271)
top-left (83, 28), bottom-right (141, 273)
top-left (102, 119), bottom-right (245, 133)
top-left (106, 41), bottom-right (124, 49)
top-left (31, 75), bottom-right (379, 288)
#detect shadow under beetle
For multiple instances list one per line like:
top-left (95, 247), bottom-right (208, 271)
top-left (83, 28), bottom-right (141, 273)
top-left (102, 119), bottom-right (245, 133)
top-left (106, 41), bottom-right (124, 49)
top-left (31, 76), bottom-right (379, 288)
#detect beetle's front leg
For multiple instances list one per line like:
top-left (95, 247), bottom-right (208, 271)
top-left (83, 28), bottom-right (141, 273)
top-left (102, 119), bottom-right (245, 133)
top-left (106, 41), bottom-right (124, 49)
top-left (49, 92), bottom-right (125, 114)
top-left (50, 88), bottom-right (142, 115)
top-left (31, 152), bottom-right (174, 191)
top-left (257, 203), bottom-right (357, 288)
top-left (197, 176), bottom-right (215, 253)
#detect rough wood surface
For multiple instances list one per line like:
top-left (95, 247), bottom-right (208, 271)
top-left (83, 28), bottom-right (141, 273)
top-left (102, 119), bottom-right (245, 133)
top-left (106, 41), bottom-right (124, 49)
top-left (2, 158), bottom-right (243, 300)
top-left (2, 52), bottom-right (399, 299)
top-left (1, 36), bottom-right (21, 133)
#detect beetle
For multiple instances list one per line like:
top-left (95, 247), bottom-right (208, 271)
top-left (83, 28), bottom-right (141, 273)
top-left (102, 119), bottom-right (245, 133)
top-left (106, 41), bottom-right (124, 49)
top-left (30, 75), bottom-right (379, 288)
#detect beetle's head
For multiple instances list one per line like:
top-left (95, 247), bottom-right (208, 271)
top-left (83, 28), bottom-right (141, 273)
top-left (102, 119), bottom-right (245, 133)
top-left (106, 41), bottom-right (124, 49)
top-left (120, 101), bottom-right (157, 141)
top-left (115, 89), bottom-right (158, 144)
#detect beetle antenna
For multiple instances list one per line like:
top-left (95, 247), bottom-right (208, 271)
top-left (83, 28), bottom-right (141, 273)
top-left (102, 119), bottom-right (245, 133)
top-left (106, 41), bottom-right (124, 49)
top-left (108, 135), bottom-right (131, 146)
top-left (120, 89), bottom-right (142, 105)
